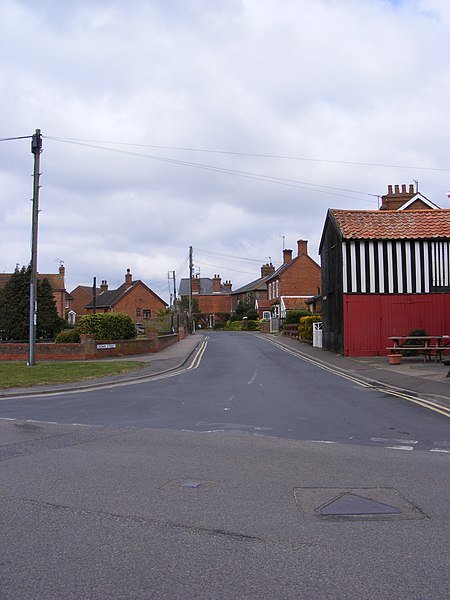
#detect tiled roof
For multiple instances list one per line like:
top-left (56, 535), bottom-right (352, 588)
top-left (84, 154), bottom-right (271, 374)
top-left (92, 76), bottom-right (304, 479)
top-left (178, 278), bottom-right (231, 296)
top-left (89, 283), bottom-right (129, 308)
top-left (85, 280), bottom-right (167, 309)
top-left (232, 275), bottom-right (269, 295)
top-left (0, 272), bottom-right (64, 290)
top-left (329, 208), bottom-right (450, 240)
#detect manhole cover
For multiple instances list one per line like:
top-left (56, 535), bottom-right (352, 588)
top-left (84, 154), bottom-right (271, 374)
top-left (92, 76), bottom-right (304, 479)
top-left (319, 493), bottom-right (401, 516)
top-left (294, 487), bottom-right (427, 521)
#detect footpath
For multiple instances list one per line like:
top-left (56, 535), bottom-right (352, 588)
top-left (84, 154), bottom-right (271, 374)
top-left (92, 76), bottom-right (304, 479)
top-left (0, 332), bottom-right (449, 406)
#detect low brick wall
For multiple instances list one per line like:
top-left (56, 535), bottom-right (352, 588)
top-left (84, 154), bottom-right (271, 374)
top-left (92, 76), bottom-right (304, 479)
top-left (0, 331), bottom-right (182, 361)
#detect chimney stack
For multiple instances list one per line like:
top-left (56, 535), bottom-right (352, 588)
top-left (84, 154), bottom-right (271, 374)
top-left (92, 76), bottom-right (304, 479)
top-left (212, 274), bottom-right (221, 293)
top-left (125, 268), bottom-right (132, 289)
top-left (283, 249), bottom-right (293, 264)
top-left (223, 280), bottom-right (232, 291)
top-left (191, 274), bottom-right (199, 294)
top-left (261, 263), bottom-right (275, 278)
top-left (297, 239), bottom-right (308, 256)
top-left (100, 280), bottom-right (108, 292)
top-left (380, 183), bottom-right (416, 210)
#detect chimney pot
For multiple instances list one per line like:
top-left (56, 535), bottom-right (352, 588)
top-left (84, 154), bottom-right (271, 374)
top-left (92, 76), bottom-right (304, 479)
top-left (125, 269), bottom-right (133, 289)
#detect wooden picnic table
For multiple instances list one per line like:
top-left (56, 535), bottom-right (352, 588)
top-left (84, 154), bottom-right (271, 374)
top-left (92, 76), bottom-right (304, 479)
top-left (387, 335), bottom-right (450, 363)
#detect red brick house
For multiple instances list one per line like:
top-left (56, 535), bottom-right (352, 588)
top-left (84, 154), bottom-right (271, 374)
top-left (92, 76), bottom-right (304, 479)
top-left (68, 283), bottom-right (103, 324)
top-left (266, 240), bottom-right (321, 317)
top-left (85, 269), bottom-right (167, 323)
top-left (0, 264), bottom-right (67, 319)
top-left (178, 274), bottom-right (232, 327)
top-left (230, 263), bottom-right (275, 315)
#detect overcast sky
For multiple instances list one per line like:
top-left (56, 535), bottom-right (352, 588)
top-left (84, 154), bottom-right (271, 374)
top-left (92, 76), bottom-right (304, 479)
top-left (1, 0), bottom-right (449, 302)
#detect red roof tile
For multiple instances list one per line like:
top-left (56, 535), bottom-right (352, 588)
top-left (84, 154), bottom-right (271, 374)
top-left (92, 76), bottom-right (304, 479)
top-left (330, 208), bottom-right (450, 240)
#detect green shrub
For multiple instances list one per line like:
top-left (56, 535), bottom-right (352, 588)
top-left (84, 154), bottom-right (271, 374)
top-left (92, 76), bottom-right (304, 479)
top-left (403, 328), bottom-right (428, 356)
top-left (224, 319), bottom-right (260, 331)
top-left (299, 315), bottom-right (322, 342)
top-left (284, 310), bottom-right (311, 324)
top-left (77, 313), bottom-right (137, 341)
top-left (55, 329), bottom-right (81, 343)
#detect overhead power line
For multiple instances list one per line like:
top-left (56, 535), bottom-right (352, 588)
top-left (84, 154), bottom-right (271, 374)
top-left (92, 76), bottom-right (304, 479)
top-left (44, 135), bottom-right (450, 173)
top-left (44, 136), bottom-right (378, 201)
top-left (194, 248), bottom-right (268, 264)
top-left (0, 135), bottom-right (33, 141)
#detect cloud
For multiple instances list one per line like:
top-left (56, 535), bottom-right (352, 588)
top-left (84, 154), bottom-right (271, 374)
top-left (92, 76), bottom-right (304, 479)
top-left (1, 0), bottom-right (449, 298)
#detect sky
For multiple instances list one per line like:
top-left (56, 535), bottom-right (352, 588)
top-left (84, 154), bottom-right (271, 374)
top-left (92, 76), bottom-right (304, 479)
top-left (1, 0), bottom-right (449, 303)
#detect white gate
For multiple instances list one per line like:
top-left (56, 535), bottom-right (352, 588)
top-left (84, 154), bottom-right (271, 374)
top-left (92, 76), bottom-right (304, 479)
top-left (313, 321), bottom-right (323, 348)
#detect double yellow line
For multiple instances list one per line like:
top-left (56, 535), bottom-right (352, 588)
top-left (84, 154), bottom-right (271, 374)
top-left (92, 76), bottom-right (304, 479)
top-left (261, 337), bottom-right (450, 419)
top-left (187, 337), bottom-right (209, 371)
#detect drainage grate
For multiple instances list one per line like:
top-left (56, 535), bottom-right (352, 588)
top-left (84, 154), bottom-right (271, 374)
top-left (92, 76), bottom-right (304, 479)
top-left (181, 481), bottom-right (202, 489)
top-left (294, 487), bottom-right (427, 521)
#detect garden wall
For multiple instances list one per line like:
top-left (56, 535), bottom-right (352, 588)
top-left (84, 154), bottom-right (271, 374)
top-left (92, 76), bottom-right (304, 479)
top-left (0, 328), bottom-right (185, 361)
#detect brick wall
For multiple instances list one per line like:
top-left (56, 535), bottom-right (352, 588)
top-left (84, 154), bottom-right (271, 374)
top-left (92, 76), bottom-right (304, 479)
top-left (197, 294), bottom-right (232, 315)
top-left (279, 254), bottom-right (321, 297)
top-left (71, 287), bottom-right (94, 322)
top-left (0, 332), bottom-right (180, 361)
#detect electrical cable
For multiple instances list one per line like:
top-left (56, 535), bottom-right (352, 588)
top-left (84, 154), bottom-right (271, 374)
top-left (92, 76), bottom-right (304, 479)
top-left (44, 135), bottom-right (450, 173)
top-left (0, 135), bottom-right (33, 141)
top-left (44, 136), bottom-right (375, 201)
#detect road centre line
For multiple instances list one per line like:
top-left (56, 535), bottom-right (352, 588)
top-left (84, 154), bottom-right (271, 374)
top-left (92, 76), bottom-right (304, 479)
top-left (260, 336), bottom-right (450, 419)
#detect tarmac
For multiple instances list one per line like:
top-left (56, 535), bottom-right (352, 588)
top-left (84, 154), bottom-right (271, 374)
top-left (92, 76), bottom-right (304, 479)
top-left (1, 332), bottom-right (449, 407)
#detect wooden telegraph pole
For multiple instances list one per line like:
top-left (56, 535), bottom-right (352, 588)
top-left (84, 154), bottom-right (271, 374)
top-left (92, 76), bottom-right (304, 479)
top-left (188, 246), bottom-right (193, 333)
top-left (28, 129), bottom-right (42, 366)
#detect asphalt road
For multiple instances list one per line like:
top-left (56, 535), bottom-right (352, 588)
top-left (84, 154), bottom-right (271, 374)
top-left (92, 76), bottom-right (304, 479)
top-left (0, 332), bottom-right (449, 599)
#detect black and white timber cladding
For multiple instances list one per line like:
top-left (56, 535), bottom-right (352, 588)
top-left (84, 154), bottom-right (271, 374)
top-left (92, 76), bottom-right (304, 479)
top-left (342, 239), bottom-right (450, 294)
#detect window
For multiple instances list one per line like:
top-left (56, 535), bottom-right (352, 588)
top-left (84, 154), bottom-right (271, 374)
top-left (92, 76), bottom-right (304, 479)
top-left (143, 309), bottom-right (151, 318)
top-left (136, 308), bottom-right (141, 317)
top-left (262, 311), bottom-right (271, 319)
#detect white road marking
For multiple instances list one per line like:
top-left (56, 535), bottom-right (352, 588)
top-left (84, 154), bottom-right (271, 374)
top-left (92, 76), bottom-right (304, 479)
top-left (258, 336), bottom-right (450, 419)
top-left (310, 440), bottom-right (336, 444)
top-left (386, 445), bottom-right (414, 451)
top-left (429, 448), bottom-right (450, 454)
top-left (247, 372), bottom-right (257, 385)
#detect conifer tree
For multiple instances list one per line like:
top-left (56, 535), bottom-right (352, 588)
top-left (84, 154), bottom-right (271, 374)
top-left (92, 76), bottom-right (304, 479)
top-left (0, 265), bottom-right (66, 340)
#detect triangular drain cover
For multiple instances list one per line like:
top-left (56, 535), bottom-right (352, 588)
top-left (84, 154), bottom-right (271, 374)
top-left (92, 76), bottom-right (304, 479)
top-left (319, 493), bottom-right (401, 516)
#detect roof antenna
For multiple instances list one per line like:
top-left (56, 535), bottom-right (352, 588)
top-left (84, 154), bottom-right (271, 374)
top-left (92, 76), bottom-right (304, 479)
top-left (413, 180), bottom-right (419, 193)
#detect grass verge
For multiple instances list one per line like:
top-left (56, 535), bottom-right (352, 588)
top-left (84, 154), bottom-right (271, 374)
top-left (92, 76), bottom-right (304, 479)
top-left (0, 361), bottom-right (146, 389)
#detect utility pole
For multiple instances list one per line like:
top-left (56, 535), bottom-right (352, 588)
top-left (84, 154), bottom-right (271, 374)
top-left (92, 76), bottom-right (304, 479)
top-left (188, 246), bottom-right (193, 333)
top-left (28, 129), bottom-right (42, 366)
top-left (172, 270), bottom-right (177, 307)
top-left (172, 270), bottom-right (178, 333)
top-left (92, 277), bottom-right (97, 314)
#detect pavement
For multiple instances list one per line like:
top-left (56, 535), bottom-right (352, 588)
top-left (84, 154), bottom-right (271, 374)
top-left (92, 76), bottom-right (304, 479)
top-left (0, 332), bottom-right (449, 406)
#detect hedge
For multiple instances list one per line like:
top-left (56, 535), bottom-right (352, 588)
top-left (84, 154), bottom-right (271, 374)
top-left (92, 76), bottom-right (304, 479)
top-left (299, 315), bottom-right (322, 342)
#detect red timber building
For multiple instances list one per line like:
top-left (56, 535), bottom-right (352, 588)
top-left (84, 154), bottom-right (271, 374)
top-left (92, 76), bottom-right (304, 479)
top-left (319, 204), bottom-right (450, 356)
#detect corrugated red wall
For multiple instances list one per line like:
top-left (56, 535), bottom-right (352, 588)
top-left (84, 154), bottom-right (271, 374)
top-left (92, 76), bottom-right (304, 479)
top-left (343, 294), bottom-right (450, 356)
